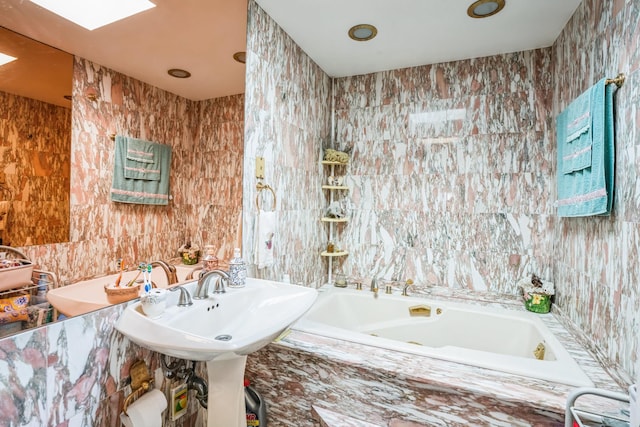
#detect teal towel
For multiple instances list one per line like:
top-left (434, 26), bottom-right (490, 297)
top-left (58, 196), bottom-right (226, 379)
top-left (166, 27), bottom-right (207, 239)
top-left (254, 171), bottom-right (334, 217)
top-left (111, 136), bottom-right (172, 205)
top-left (126, 137), bottom-right (155, 163)
top-left (556, 78), bottom-right (615, 217)
top-left (561, 87), bottom-right (592, 174)
top-left (122, 136), bottom-right (161, 181)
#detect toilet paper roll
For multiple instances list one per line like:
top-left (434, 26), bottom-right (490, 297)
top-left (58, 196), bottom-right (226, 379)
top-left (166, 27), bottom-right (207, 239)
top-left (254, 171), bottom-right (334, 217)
top-left (120, 389), bottom-right (168, 427)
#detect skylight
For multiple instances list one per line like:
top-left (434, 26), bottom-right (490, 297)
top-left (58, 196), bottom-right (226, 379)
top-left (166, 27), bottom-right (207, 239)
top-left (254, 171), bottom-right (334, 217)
top-left (29, 0), bottom-right (156, 31)
top-left (0, 52), bottom-right (17, 67)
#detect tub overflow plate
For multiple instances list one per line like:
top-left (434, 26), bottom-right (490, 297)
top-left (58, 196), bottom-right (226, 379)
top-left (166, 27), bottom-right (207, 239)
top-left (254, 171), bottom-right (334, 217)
top-left (214, 334), bottom-right (232, 341)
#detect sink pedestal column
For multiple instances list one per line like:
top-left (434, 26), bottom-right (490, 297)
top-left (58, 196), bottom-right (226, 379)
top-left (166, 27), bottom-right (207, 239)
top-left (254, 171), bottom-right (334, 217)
top-left (206, 353), bottom-right (248, 427)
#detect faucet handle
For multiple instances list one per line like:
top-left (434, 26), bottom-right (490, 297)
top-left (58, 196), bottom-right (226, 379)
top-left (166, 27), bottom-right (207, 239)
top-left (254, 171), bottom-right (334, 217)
top-left (212, 277), bottom-right (226, 294)
top-left (170, 286), bottom-right (193, 306)
top-left (402, 279), bottom-right (415, 296)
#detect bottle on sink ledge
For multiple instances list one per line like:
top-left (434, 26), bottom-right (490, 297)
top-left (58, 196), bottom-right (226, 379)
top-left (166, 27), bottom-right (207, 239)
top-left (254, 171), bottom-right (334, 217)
top-left (228, 247), bottom-right (246, 288)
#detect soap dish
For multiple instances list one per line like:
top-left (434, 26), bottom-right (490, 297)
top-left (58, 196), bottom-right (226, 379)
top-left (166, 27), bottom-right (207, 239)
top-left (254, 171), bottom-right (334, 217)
top-left (104, 283), bottom-right (141, 304)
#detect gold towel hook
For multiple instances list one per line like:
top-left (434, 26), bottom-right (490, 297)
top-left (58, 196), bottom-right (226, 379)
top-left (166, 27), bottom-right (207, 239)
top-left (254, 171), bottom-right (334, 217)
top-left (605, 73), bottom-right (625, 87)
top-left (256, 182), bottom-right (276, 213)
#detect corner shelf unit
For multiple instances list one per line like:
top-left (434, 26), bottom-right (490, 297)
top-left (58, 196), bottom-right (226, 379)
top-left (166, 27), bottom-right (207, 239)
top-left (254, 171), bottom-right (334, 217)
top-left (321, 160), bottom-right (349, 285)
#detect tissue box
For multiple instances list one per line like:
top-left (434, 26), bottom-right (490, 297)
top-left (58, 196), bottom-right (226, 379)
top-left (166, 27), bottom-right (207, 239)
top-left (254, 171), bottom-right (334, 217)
top-left (0, 260), bottom-right (34, 292)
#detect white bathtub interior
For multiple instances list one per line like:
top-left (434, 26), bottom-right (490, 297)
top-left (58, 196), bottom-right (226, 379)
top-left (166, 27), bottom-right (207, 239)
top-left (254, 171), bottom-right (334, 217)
top-left (293, 286), bottom-right (594, 387)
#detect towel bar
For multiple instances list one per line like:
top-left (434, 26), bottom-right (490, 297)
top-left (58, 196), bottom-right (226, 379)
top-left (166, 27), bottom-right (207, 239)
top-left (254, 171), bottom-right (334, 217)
top-left (256, 182), bottom-right (276, 212)
top-left (606, 73), bottom-right (625, 87)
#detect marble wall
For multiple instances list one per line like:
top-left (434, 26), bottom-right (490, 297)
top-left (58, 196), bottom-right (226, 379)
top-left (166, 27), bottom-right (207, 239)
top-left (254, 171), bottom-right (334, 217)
top-left (552, 0), bottom-right (640, 384)
top-left (242, 0), bottom-right (331, 286)
top-left (332, 49), bottom-right (555, 294)
top-left (0, 91), bottom-right (70, 246)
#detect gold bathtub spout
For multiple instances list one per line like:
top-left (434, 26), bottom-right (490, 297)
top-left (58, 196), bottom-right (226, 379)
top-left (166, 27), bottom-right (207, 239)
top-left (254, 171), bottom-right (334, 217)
top-left (533, 342), bottom-right (545, 360)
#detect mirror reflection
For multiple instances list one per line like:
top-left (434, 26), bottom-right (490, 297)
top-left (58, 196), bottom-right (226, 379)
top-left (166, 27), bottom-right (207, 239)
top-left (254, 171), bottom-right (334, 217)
top-left (0, 26), bottom-right (72, 247)
top-left (0, 19), bottom-right (245, 339)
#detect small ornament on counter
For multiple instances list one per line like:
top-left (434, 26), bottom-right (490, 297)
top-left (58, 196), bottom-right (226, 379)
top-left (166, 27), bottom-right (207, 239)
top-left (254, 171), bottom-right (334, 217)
top-left (202, 244), bottom-right (219, 271)
top-left (517, 273), bottom-right (555, 314)
top-left (178, 241), bottom-right (200, 265)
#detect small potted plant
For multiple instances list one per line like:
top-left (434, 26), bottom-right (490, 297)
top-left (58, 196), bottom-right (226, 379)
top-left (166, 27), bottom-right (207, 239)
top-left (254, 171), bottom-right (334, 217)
top-left (178, 241), bottom-right (200, 265)
top-left (517, 273), bottom-right (555, 313)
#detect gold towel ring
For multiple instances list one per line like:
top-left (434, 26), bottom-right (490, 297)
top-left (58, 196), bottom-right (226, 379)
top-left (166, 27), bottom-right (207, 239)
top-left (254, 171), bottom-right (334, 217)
top-left (256, 182), bottom-right (276, 212)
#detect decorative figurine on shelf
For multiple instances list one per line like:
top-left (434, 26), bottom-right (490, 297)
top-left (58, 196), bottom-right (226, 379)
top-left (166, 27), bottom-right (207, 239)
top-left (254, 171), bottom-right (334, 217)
top-left (327, 176), bottom-right (344, 186)
top-left (323, 148), bottom-right (349, 164)
top-left (325, 201), bottom-right (346, 219)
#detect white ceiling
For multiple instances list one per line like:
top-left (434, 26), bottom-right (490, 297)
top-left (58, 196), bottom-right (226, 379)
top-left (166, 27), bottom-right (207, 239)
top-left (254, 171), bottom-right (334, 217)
top-left (255, 0), bottom-right (582, 77)
top-left (0, 0), bottom-right (582, 102)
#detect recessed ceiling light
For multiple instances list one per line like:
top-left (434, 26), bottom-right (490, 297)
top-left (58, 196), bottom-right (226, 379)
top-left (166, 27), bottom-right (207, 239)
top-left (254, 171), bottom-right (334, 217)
top-left (0, 52), bottom-right (17, 67)
top-left (467, 0), bottom-right (505, 18)
top-left (348, 24), bottom-right (377, 42)
top-left (233, 52), bottom-right (246, 64)
top-left (168, 68), bottom-right (191, 79)
top-left (29, 0), bottom-right (156, 31)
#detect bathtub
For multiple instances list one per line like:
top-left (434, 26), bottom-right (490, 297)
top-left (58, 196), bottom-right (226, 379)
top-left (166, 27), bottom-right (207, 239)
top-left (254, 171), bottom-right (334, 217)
top-left (292, 286), bottom-right (593, 387)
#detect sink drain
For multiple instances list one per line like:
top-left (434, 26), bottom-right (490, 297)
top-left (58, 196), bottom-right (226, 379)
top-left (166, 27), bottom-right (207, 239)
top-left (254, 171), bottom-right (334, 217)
top-left (214, 334), bottom-right (232, 341)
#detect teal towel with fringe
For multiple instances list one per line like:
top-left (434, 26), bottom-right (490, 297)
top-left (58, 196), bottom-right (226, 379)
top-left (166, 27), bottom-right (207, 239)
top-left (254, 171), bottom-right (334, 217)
top-left (111, 135), bottom-right (172, 205)
top-left (124, 137), bottom-right (161, 181)
top-left (556, 78), bottom-right (615, 217)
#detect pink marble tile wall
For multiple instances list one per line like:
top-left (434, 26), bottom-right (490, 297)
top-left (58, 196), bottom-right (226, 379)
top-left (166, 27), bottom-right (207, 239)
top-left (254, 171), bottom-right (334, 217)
top-left (332, 50), bottom-right (556, 295)
top-left (243, 0), bottom-right (331, 286)
top-left (552, 0), bottom-right (640, 384)
top-left (0, 91), bottom-right (70, 246)
top-left (0, 302), bottom-right (207, 426)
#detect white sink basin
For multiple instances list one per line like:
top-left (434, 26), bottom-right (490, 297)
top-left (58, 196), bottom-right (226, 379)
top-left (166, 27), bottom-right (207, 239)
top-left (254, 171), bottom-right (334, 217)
top-left (116, 278), bottom-right (317, 360)
top-left (47, 264), bottom-right (195, 317)
top-left (116, 277), bottom-right (317, 427)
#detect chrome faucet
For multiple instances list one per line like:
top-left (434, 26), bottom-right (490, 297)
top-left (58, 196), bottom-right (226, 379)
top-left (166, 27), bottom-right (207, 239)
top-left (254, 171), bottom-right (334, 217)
top-left (194, 270), bottom-right (229, 299)
top-left (169, 286), bottom-right (193, 306)
top-left (150, 260), bottom-right (179, 285)
top-left (370, 278), bottom-right (379, 298)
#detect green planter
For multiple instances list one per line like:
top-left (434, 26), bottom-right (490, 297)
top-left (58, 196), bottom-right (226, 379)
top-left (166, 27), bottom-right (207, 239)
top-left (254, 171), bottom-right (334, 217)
top-left (524, 292), bottom-right (551, 314)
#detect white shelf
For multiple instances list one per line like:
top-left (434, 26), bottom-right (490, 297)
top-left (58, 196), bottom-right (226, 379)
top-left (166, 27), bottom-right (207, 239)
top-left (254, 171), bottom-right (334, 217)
top-left (321, 185), bottom-right (349, 190)
top-left (321, 160), bottom-right (348, 166)
top-left (320, 251), bottom-right (349, 257)
top-left (321, 217), bottom-right (349, 223)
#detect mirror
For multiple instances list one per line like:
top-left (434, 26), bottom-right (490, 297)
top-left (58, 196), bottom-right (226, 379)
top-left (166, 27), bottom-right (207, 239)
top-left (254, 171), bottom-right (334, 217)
top-left (0, 3), bottom-right (247, 338)
top-left (0, 26), bottom-right (72, 246)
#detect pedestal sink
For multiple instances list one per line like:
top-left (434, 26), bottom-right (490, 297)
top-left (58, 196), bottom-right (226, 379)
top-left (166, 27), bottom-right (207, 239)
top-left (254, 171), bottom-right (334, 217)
top-left (116, 278), bottom-right (317, 427)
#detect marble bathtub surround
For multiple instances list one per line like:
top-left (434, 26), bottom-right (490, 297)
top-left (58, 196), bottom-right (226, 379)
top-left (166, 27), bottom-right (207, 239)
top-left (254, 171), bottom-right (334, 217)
top-left (246, 290), bottom-right (624, 426)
